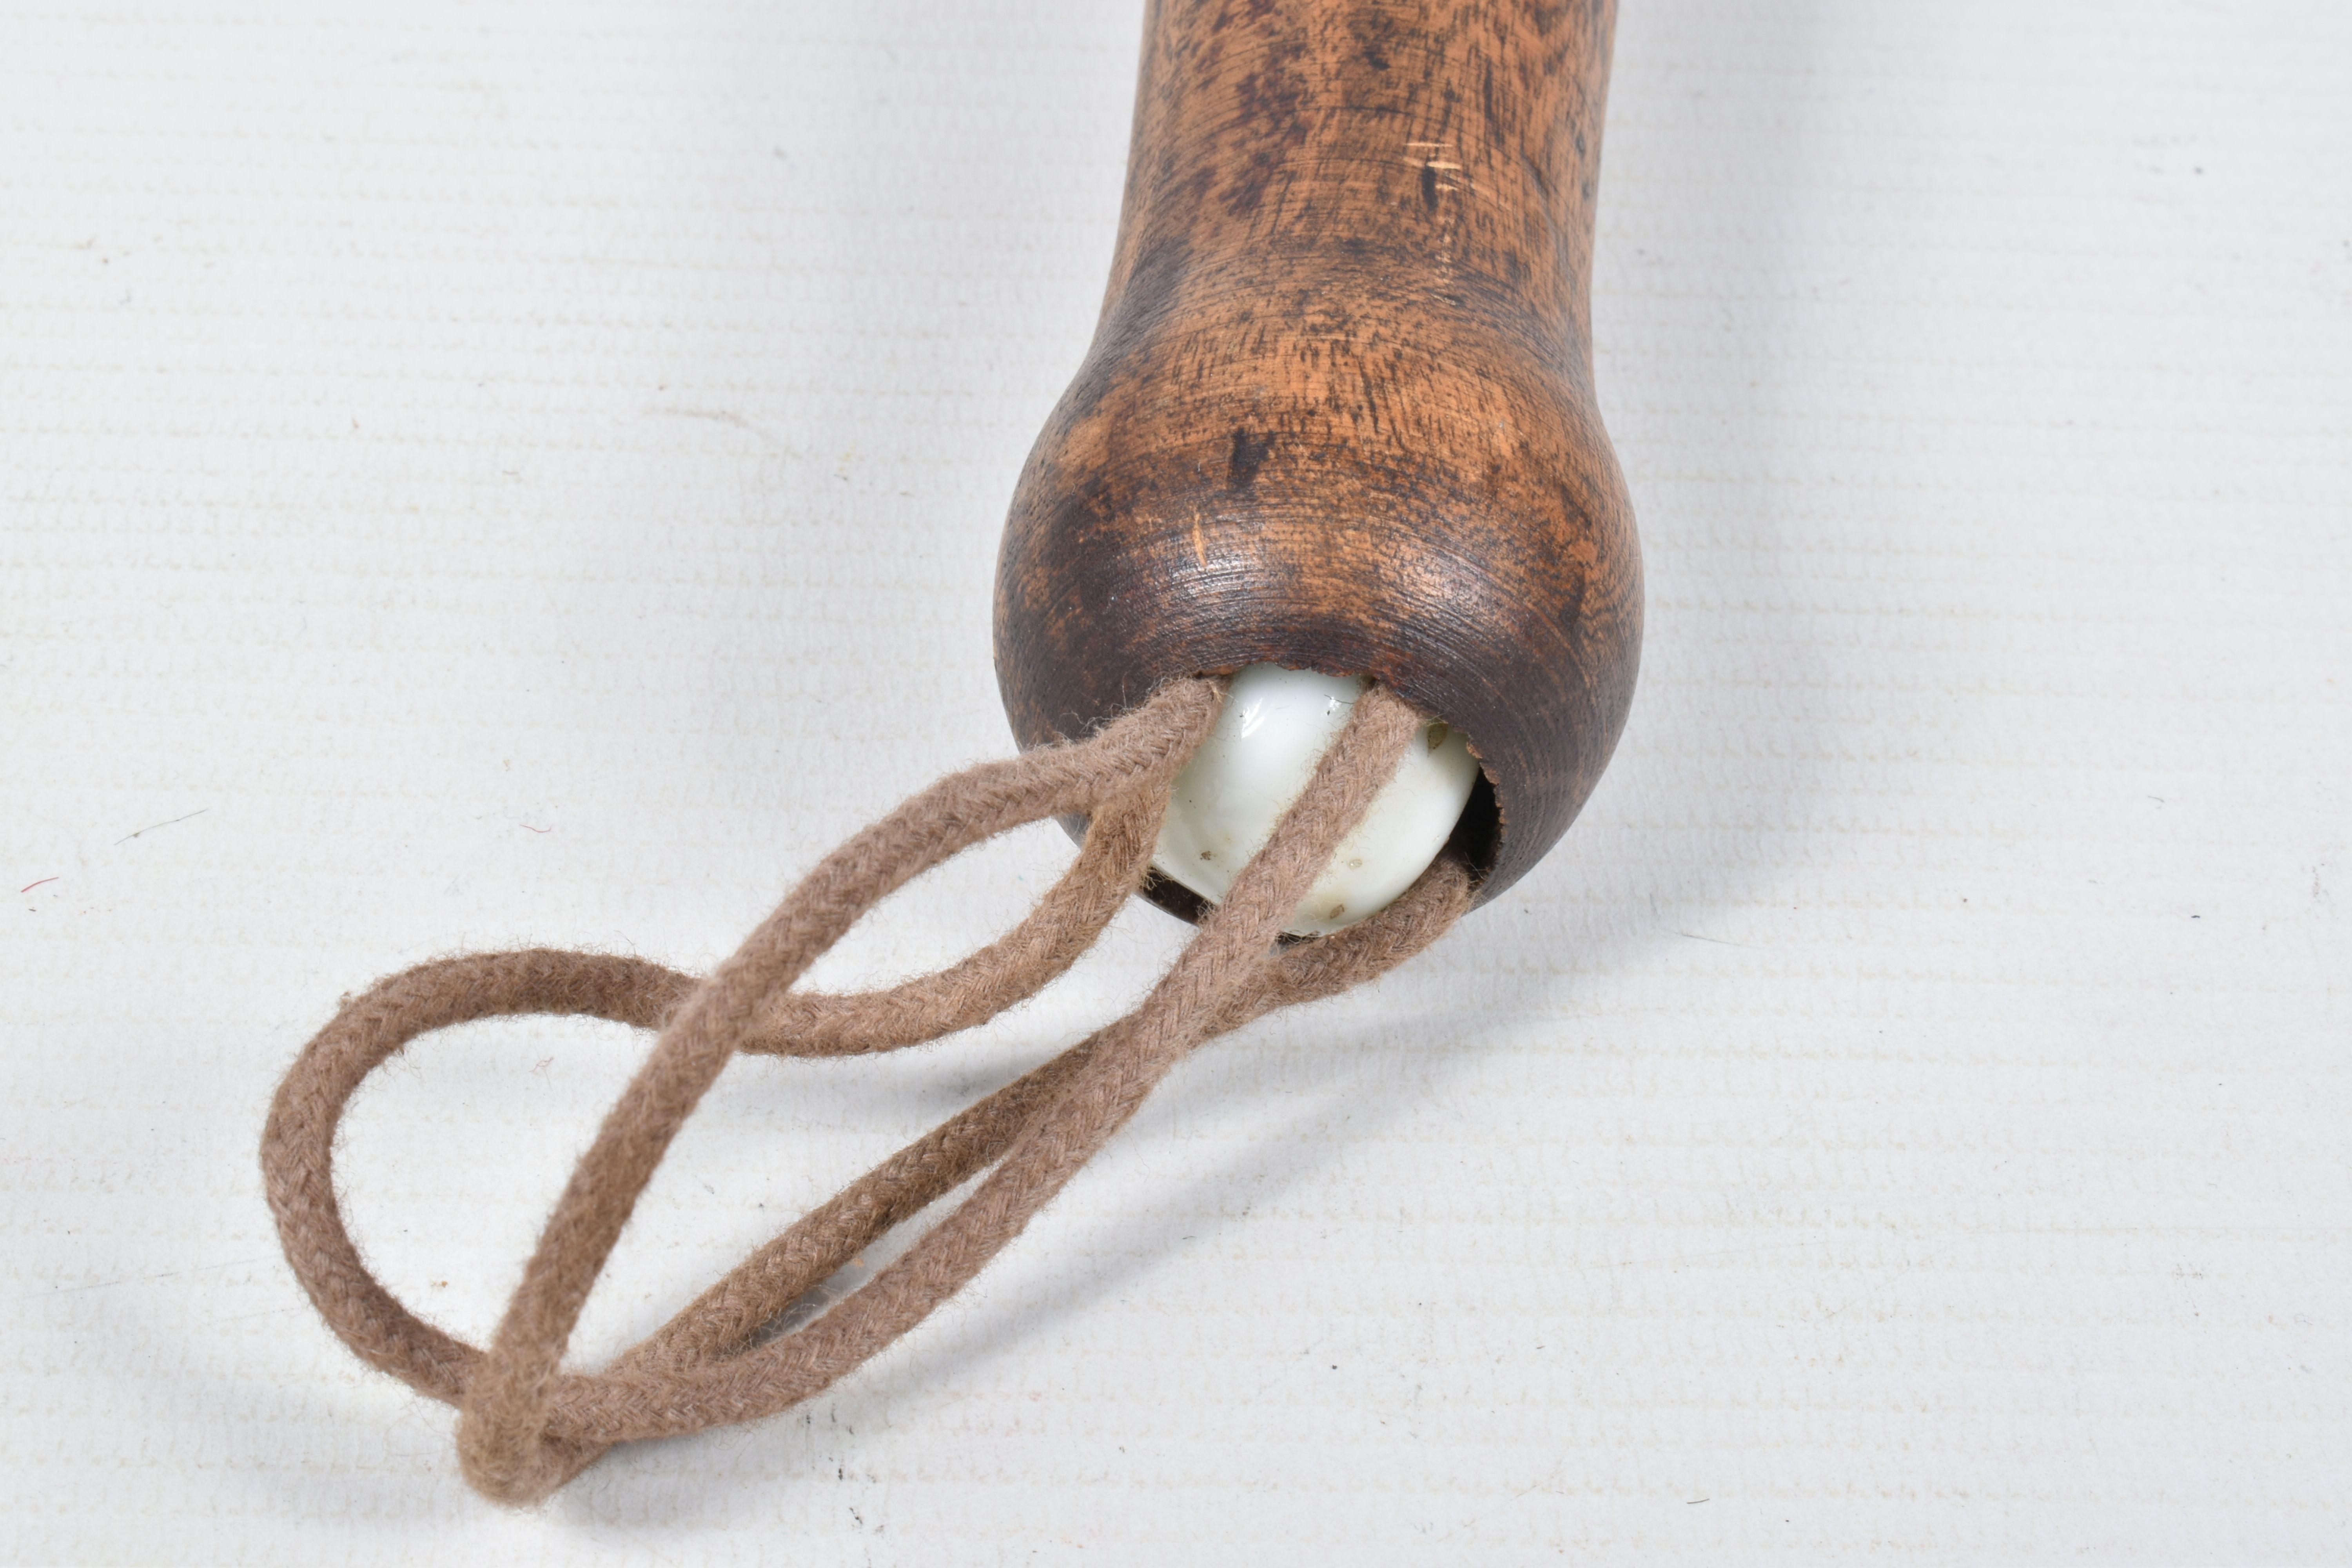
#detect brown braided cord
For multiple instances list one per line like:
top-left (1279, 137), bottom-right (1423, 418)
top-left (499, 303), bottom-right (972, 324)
top-left (261, 678), bottom-right (1468, 1504)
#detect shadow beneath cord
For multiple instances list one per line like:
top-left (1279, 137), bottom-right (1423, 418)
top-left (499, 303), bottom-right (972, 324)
top-left (556, 992), bottom-right (1468, 1525)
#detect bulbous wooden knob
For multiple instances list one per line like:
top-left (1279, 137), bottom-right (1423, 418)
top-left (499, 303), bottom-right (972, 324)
top-left (995, 0), bottom-right (1642, 914)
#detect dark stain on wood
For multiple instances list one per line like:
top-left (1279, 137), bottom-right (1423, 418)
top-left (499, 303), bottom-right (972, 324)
top-left (1227, 428), bottom-right (1271, 492)
top-left (995, 0), bottom-right (1642, 915)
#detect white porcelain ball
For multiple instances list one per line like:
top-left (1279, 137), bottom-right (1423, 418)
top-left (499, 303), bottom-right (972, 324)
top-left (1151, 663), bottom-right (1479, 936)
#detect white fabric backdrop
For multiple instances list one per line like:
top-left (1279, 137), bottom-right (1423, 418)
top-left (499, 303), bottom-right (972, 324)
top-left (4, 1), bottom-right (2345, 1561)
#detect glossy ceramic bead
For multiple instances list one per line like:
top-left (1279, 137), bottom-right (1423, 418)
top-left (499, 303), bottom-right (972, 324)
top-left (1152, 664), bottom-right (1477, 936)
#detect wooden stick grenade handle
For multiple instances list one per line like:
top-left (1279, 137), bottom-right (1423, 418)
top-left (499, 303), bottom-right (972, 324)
top-left (995, 0), bottom-right (1641, 912)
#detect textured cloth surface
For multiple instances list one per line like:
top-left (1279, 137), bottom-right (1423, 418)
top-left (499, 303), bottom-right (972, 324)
top-left (262, 679), bottom-right (1464, 1505)
top-left (5, 0), bottom-right (2350, 1562)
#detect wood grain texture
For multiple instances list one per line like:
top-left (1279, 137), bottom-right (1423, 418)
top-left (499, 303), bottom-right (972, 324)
top-left (995, 0), bottom-right (1641, 911)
